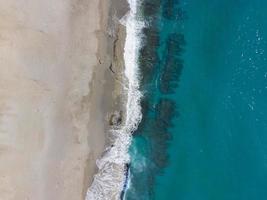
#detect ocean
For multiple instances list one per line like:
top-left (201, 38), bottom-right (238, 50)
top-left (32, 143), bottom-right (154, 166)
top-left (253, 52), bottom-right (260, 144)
top-left (125, 0), bottom-right (267, 199)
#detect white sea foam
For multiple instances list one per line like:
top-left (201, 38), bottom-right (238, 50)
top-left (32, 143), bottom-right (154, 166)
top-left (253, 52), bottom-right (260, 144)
top-left (85, 0), bottom-right (143, 199)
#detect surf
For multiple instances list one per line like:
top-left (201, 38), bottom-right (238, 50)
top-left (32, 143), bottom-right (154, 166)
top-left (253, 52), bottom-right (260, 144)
top-left (85, 0), bottom-right (144, 199)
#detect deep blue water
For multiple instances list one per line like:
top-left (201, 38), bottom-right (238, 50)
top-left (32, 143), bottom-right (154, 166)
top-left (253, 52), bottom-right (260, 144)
top-left (125, 0), bottom-right (267, 199)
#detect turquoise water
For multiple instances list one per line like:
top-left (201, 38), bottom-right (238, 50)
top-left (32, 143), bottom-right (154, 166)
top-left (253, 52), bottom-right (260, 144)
top-left (125, 0), bottom-right (267, 199)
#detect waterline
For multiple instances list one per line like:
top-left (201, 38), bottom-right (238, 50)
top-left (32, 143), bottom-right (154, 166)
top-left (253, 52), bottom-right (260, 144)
top-left (85, 0), bottom-right (143, 199)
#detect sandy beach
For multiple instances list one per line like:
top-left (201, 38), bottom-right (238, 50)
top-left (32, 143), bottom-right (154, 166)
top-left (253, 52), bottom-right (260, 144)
top-left (0, 0), bottom-right (126, 199)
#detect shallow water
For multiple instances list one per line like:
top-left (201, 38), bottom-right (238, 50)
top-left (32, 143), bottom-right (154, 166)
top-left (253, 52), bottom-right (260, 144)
top-left (125, 0), bottom-right (267, 199)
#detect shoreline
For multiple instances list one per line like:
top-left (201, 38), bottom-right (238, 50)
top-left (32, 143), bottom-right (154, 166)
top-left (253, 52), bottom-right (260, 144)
top-left (85, 0), bottom-right (130, 198)
top-left (84, 0), bottom-right (128, 193)
top-left (86, 0), bottom-right (144, 199)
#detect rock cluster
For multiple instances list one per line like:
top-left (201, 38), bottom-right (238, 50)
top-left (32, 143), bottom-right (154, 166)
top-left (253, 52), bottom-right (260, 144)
top-left (109, 111), bottom-right (123, 126)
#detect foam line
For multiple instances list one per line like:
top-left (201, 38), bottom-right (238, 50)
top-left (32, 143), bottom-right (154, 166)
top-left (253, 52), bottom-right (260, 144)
top-left (85, 0), bottom-right (143, 199)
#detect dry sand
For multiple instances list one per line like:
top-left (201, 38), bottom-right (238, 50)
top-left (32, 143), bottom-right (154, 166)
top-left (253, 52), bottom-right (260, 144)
top-left (0, 0), bottom-right (113, 199)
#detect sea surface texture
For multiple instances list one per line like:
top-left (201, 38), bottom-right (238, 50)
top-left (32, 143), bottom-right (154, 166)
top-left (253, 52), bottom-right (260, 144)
top-left (125, 0), bottom-right (267, 199)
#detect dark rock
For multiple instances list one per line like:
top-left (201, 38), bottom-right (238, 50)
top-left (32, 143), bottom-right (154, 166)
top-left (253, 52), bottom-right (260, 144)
top-left (109, 111), bottom-right (123, 126)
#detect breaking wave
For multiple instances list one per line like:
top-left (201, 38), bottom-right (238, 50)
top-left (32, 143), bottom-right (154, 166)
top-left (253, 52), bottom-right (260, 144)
top-left (85, 0), bottom-right (144, 199)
